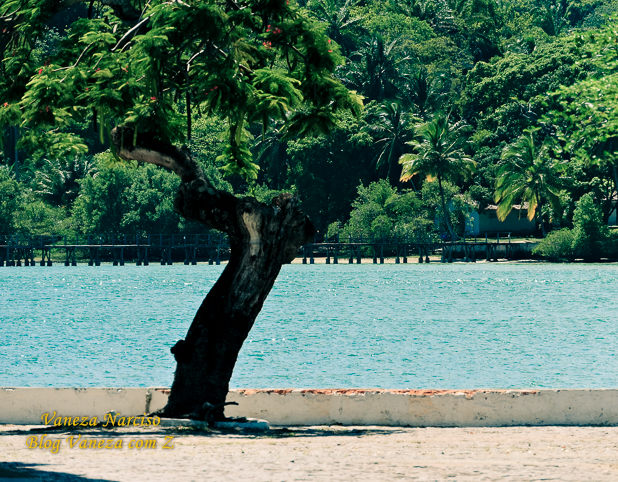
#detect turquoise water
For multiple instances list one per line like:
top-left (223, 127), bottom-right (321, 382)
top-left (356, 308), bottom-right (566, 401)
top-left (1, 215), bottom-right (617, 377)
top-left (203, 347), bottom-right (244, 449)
top-left (1, 263), bottom-right (617, 389)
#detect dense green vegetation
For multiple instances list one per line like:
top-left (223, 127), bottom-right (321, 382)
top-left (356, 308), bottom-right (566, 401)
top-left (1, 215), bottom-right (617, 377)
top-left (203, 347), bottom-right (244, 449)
top-left (2, 0), bottom-right (618, 254)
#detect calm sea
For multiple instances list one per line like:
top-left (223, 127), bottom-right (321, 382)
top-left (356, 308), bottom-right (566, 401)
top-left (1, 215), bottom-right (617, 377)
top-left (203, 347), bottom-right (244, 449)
top-left (1, 263), bottom-right (616, 389)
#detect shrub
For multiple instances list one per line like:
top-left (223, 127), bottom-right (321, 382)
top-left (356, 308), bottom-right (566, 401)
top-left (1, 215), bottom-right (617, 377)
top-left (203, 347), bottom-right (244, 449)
top-left (571, 193), bottom-right (608, 261)
top-left (532, 229), bottom-right (575, 261)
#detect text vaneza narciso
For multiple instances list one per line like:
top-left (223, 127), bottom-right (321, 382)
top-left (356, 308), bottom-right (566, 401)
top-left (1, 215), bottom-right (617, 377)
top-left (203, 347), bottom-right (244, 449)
top-left (41, 411), bottom-right (161, 428)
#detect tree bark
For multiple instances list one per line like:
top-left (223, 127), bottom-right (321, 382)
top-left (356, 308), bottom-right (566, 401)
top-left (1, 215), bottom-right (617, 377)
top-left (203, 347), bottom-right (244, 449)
top-left (111, 127), bottom-right (315, 420)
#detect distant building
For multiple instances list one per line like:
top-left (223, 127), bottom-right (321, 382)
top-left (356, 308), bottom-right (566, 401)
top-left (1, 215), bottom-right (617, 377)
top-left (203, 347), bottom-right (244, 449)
top-left (467, 205), bottom-right (536, 236)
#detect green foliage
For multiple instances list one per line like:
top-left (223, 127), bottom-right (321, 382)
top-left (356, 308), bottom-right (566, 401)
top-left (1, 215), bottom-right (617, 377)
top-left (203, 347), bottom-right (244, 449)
top-left (460, 35), bottom-right (594, 142)
top-left (72, 161), bottom-right (189, 235)
top-left (364, 101), bottom-right (420, 185)
top-left (571, 192), bottom-right (608, 260)
top-left (335, 179), bottom-right (430, 240)
top-left (494, 129), bottom-right (563, 230)
top-left (421, 180), bottom-right (474, 239)
top-left (533, 194), bottom-right (609, 261)
top-left (532, 228), bottom-right (575, 260)
top-left (34, 156), bottom-right (98, 207)
top-left (286, 111), bottom-right (374, 229)
top-left (399, 112), bottom-right (475, 238)
top-left (1, 0), bottom-right (362, 184)
top-left (0, 168), bottom-right (20, 233)
top-left (13, 195), bottom-right (74, 236)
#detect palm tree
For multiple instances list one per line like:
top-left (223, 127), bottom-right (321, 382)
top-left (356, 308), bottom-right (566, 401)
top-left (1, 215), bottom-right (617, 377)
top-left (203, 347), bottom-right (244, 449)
top-left (307, 0), bottom-right (364, 55)
top-left (342, 35), bottom-right (409, 102)
top-left (35, 156), bottom-right (98, 208)
top-left (494, 130), bottom-right (562, 236)
top-left (399, 113), bottom-right (475, 240)
top-left (401, 68), bottom-right (447, 120)
top-left (365, 101), bottom-right (418, 187)
top-left (251, 123), bottom-right (288, 189)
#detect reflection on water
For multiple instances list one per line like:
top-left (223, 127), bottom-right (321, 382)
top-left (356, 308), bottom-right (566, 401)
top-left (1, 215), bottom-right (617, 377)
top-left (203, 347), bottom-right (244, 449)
top-left (1, 263), bottom-right (617, 388)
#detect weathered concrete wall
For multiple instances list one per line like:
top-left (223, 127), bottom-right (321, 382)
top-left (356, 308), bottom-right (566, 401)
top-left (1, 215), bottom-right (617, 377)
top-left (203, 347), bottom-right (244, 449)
top-left (2, 388), bottom-right (618, 426)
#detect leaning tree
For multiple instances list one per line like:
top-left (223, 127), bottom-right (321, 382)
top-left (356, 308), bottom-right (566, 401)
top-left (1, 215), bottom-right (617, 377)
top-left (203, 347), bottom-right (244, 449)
top-left (0, 0), bottom-right (361, 420)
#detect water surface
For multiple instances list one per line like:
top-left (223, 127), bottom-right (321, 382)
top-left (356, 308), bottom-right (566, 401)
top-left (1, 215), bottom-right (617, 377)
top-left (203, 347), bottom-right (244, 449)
top-left (1, 263), bottom-right (616, 388)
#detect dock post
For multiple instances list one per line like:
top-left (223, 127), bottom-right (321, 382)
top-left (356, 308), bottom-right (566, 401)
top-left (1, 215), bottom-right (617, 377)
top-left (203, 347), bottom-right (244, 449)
top-left (192, 234), bottom-right (198, 265)
top-left (302, 246), bottom-right (307, 264)
top-left (333, 246), bottom-right (338, 264)
top-left (135, 235), bottom-right (140, 267)
top-left (144, 235), bottom-right (150, 266)
top-left (95, 236), bottom-right (101, 266)
top-left (348, 235), bottom-right (353, 264)
top-left (88, 236), bottom-right (93, 266)
top-left (403, 237), bottom-right (407, 263)
top-left (191, 234), bottom-right (195, 266)
top-left (64, 236), bottom-right (70, 266)
top-left (325, 248), bottom-right (330, 264)
top-left (46, 235), bottom-right (53, 266)
top-left (71, 234), bottom-right (77, 266)
top-left (112, 235), bottom-right (118, 266)
top-left (310, 241), bottom-right (314, 264)
top-left (373, 238), bottom-right (377, 264)
top-left (184, 236), bottom-right (189, 265)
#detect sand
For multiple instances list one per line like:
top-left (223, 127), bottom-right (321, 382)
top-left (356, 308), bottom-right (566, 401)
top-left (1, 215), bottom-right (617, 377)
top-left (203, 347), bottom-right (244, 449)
top-left (1, 424), bottom-right (617, 481)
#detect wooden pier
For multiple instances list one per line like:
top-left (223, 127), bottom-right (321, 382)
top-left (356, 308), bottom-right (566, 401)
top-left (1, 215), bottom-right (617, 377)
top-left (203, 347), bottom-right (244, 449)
top-left (0, 233), bottom-right (531, 267)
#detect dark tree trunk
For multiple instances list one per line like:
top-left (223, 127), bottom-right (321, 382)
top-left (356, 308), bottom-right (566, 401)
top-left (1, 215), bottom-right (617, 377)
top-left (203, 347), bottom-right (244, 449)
top-left (111, 127), bottom-right (314, 420)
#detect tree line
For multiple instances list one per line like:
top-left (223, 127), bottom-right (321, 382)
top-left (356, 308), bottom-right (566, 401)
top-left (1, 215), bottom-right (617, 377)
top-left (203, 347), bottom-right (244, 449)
top-left (2, 0), bottom-right (618, 249)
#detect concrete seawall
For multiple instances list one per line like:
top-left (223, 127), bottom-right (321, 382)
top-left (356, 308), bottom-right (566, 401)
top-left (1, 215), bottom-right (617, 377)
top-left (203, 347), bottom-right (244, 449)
top-left (2, 388), bottom-right (617, 426)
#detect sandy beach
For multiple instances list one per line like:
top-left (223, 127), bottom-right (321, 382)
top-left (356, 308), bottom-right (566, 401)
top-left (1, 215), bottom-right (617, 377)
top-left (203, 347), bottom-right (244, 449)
top-left (1, 424), bottom-right (617, 481)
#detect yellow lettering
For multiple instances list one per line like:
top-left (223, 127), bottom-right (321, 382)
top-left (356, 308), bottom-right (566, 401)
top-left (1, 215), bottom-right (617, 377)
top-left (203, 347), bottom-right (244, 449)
top-left (104, 439), bottom-right (114, 449)
top-left (54, 417), bottom-right (63, 427)
top-left (126, 416), bottom-right (135, 426)
top-left (89, 417), bottom-right (98, 427)
top-left (62, 417), bottom-right (73, 426)
top-left (51, 439), bottom-right (61, 454)
top-left (43, 439), bottom-right (52, 449)
top-left (117, 417), bottom-right (127, 426)
top-left (87, 439), bottom-right (96, 449)
top-left (113, 439), bottom-right (123, 449)
top-left (80, 416), bottom-right (89, 427)
top-left (103, 413), bottom-right (117, 428)
top-left (162, 436), bottom-right (174, 450)
top-left (129, 439), bottom-right (135, 449)
top-left (97, 440), bottom-right (105, 449)
top-left (72, 417), bottom-right (79, 427)
top-left (79, 439), bottom-right (88, 449)
top-left (41, 412), bottom-right (56, 425)
top-left (67, 435), bottom-right (81, 448)
top-left (152, 416), bottom-right (160, 426)
top-left (144, 439), bottom-right (156, 449)
top-left (26, 436), bottom-right (38, 449)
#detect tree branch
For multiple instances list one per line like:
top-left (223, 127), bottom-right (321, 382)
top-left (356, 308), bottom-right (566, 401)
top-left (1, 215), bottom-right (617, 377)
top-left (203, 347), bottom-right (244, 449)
top-left (110, 126), bottom-right (239, 234)
top-left (111, 15), bottom-right (151, 52)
